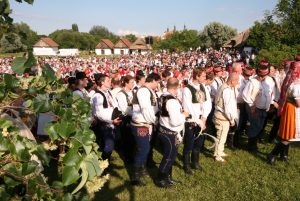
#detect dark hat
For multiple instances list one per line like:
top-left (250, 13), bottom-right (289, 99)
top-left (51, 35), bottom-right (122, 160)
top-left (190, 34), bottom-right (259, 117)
top-left (76, 71), bottom-right (87, 80)
top-left (243, 67), bottom-right (253, 77)
top-left (257, 65), bottom-right (269, 77)
top-left (67, 77), bottom-right (76, 85)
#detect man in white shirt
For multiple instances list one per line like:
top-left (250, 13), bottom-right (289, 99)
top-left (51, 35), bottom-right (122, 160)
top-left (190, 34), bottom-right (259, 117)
top-left (130, 73), bottom-right (160, 186)
top-left (91, 74), bottom-right (122, 162)
top-left (242, 64), bottom-right (274, 152)
top-left (156, 78), bottom-right (189, 188)
top-left (182, 68), bottom-right (210, 174)
top-left (213, 73), bottom-right (239, 162)
top-left (73, 71), bottom-right (89, 98)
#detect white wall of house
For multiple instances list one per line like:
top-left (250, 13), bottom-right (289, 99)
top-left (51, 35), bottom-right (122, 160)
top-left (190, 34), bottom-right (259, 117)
top-left (33, 47), bottom-right (58, 56)
top-left (58, 49), bottom-right (79, 56)
top-left (95, 49), bottom-right (113, 55)
top-left (131, 50), bottom-right (149, 55)
top-left (114, 48), bottom-right (129, 55)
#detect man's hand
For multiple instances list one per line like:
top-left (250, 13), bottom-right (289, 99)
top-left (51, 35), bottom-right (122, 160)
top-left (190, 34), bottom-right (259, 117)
top-left (273, 102), bottom-right (279, 109)
top-left (183, 111), bottom-right (190, 118)
top-left (250, 105), bottom-right (256, 114)
top-left (230, 121), bottom-right (235, 127)
top-left (112, 117), bottom-right (122, 125)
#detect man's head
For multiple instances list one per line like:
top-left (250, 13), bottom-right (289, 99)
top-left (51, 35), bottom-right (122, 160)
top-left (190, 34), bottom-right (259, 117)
top-left (256, 63), bottom-right (270, 81)
top-left (95, 74), bottom-right (111, 90)
top-left (242, 66), bottom-right (253, 80)
top-left (213, 66), bottom-right (223, 77)
top-left (162, 70), bottom-right (171, 81)
top-left (205, 72), bottom-right (215, 86)
top-left (232, 62), bottom-right (243, 74)
top-left (121, 75), bottom-right (135, 90)
top-left (136, 73), bottom-right (146, 86)
top-left (146, 73), bottom-right (161, 90)
top-left (269, 65), bottom-right (276, 77)
top-left (75, 71), bottom-right (88, 88)
top-left (227, 73), bottom-right (239, 87)
top-left (167, 77), bottom-right (180, 96)
top-left (192, 67), bottom-right (206, 84)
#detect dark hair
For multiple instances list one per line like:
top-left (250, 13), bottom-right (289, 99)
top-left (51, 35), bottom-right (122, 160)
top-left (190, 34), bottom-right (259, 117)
top-left (95, 74), bottom-right (108, 87)
top-left (206, 72), bottom-right (214, 81)
top-left (146, 73), bottom-right (161, 83)
top-left (121, 75), bottom-right (134, 87)
top-left (68, 77), bottom-right (76, 85)
top-left (162, 70), bottom-right (171, 78)
top-left (136, 73), bottom-right (145, 83)
top-left (192, 67), bottom-right (205, 80)
top-left (85, 79), bottom-right (94, 91)
top-left (111, 78), bottom-right (121, 86)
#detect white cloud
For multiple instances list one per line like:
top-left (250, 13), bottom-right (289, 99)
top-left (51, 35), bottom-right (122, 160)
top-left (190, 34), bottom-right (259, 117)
top-left (117, 29), bottom-right (158, 37)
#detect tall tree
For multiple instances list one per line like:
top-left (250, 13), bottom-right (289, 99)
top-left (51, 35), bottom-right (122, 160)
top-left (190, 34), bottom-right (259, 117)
top-left (72, 23), bottom-right (79, 32)
top-left (0, 32), bottom-right (26, 53)
top-left (199, 22), bottom-right (237, 49)
top-left (124, 34), bottom-right (137, 43)
top-left (89, 25), bottom-right (119, 42)
top-left (12, 22), bottom-right (39, 49)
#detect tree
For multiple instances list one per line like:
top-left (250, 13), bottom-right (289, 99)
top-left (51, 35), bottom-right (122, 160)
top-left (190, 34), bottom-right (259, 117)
top-left (199, 22), bottom-right (237, 49)
top-left (89, 25), bottom-right (119, 43)
top-left (0, 32), bottom-right (26, 53)
top-left (154, 29), bottom-right (200, 51)
top-left (124, 34), bottom-right (137, 43)
top-left (49, 30), bottom-right (96, 50)
top-left (72, 23), bottom-right (79, 32)
top-left (12, 22), bottom-right (39, 50)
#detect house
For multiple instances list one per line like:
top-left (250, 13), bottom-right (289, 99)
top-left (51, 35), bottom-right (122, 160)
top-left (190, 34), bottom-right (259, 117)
top-left (58, 49), bottom-right (79, 56)
top-left (130, 38), bottom-right (152, 55)
top-left (33, 37), bottom-right (59, 56)
top-left (223, 29), bottom-right (251, 52)
top-left (114, 38), bottom-right (131, 55)
top-left (95, 39), bottom-right (115, 55)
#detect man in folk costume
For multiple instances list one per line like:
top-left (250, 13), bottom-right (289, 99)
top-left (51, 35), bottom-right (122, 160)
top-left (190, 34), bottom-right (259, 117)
top-left (130, 73), bottom-right (161, 186)
top-left (156, 78), bottom-right (189, 188)
top-left (91, 74), bottom-right (122, 162)
top-left (234, 66), bottom-right (253, 148)
top-left (182, 68), bottom-right (211, 174)
top-left (213, 73), bottom-right (239, 162)
top-left (268, 61), bottom-right (300, 164)
top-left (242, 63), bottom-right (275, 152)
top-left (211, 66), bottom-right (224, 100)
top-left (73, 71), bottom-right (89, 98)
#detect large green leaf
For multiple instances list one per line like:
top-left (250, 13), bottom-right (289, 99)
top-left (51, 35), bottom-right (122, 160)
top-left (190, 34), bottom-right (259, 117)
top-left (33, 145), bottom-right (50, 166)
top-left (62, 166), bottom-right (80, 186)
top-left (44, 123), bottom-right (58, 141)
top-left (22, 161), bottom-right (38, 175)
top-left (32, 94), bottom-right (51, 113)
top-left (24, 51), bottom-right (36, 69)
top-left (55, 122), bottom-right (76, 139)
top-left (63, 148), bottom-right (82, 167)
top-left (43, 63), bottom-right (56, 82)
top-left (11, 57), bottom-right (27, 74)
top-left (72, 163), bottom-right (88, 194)
top-left (3, 74), bottom-right (18, 89)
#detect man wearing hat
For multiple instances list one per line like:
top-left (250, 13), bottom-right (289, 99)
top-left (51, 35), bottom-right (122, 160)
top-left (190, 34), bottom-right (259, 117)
top-left (242, 63), bottom-right (275, 152)
top-left (73, 71), bottom-right (89, 98)
top-left (211, 66), bottom-right (224, 100)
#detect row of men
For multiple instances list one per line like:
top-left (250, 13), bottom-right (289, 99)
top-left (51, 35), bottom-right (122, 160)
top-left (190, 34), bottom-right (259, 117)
top-left (68, 59), bottom-right (297, 188)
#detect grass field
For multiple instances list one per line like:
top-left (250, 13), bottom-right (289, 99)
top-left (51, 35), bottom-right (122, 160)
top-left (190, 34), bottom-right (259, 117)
top-left (94, 134), bottom-right (300, 201)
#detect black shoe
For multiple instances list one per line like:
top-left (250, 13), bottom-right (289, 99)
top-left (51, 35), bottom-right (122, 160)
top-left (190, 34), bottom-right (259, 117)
top-left (227, 132), bottom-right (236, 150)
top-left (156, 172), bottom-right (172, 188)
top-left (267, 143), bottom-right (283, 165)
top-left (131, 167), bottom-right (145, 186)
top-left (280, 144), bottom-right (289, 162)
top-left (140, 165), bottom-right (150, 177)
top-left (247, 137), bottom-right (258, 153)
top-left (167, 167), bottom-right (181, 185)
top-left (191, 151), bottom-right (203, 171)
top-left (183, 154), bottom-right (193, 174)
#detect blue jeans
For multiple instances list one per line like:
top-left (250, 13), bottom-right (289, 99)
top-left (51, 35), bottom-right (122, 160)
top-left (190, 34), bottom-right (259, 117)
top-left (183, 123), bottom-right (205, 156)
top-left (99, 126), bottom-right (116, 160)
top-left (131, 125), bottom-right (152, 167)
top-left (158, 131), bottom-right (179, 174)
top-left (246, 104), bottom-right (268, 138)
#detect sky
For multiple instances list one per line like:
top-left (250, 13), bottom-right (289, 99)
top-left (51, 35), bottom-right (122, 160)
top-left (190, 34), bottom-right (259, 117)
top-left (10, 0), bottom-right (278, 36)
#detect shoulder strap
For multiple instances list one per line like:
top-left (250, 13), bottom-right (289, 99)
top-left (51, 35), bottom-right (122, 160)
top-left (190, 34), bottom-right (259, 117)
top-left (186, 84), bottom-right (199, 103)
top-left (160, 95), bottom-right (176, 117)
top-left (95, 90), bottom-right (108, 108)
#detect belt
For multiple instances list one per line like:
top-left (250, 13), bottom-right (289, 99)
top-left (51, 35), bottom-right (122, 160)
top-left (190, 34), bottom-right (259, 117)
top-left (130, 121), bottom-right (152, 128)
top-left (158, 125), bottom-right (178, 136)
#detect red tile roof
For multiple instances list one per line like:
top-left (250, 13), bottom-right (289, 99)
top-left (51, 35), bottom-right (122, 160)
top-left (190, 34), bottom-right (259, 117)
top-left (96, 39), bottom-right (114, 49)
top-left (34, 37), bottom-right (59, 47)
top-left (120, 38), bottom-right (132, 48)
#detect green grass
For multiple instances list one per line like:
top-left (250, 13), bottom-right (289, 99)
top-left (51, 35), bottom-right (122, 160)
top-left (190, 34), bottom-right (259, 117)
top-left (94, 138), bottom-right (300, 201)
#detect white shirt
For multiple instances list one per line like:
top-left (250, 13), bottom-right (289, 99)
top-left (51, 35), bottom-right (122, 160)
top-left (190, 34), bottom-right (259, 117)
top-left (91, 89), bottom-right (119, 125)
top-left (211, 77), bottom-right (224, 101)
top-left (116, 90), bottom-right (133, 116)
top-left (201, 83), bottom-right (213, 119)
top-left (215, 87), bottom-right (238, 123)
top-left (132, 87), bottom-right (158, 124)
top-left (73, 88), bottom-right (89, 98)
top-left (159, 92), bottom-right (186, 132)
top-left (289, 80), bottom-right (300, 100)
top-left (242, 76), bottom-right (274, 110)
top-left (237, 76), bottom-right (250, 103)
top-left (182, 82), bottom-right (202, 125)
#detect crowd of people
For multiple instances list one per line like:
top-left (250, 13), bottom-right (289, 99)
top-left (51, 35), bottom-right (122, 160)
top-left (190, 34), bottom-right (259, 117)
top-left (1, 48), bottom-right (299, 188)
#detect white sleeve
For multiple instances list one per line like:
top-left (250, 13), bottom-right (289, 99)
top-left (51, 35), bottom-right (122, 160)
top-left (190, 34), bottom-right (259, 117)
top-left (211, 81), bottom-right (218, 99)
top-left (242, 81), bottom-right (254, 106)
top-left (202, 87), bottom-right (212, 118)
top-left (292, 83), bottom-right (300, 99)
top-left (166, 99), bottom-right (186, 127)
top-left (223, 88), bottom-right (234, 122)
top-left (93, 94), bottom-right (113, 123)
top-left (137, 88), bottom-right (157, 124)
top-left (116, 92), bottom-right (128, 114)
top-left (182, 88), bottom-right (195, 118)
top-left (73, 90), bottom-right (83, 98)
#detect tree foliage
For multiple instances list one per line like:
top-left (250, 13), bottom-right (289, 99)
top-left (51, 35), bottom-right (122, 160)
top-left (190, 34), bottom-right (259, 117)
top-left (89, 25), bottom-right (119, 43)
top-left (12, 22), bottom-right (39, 50)
top-left (0, 33), bottom-right (26, 53)
top-left (124, 34), bottom-right (137, 43)
top-left (72, 24), bottom-right (79, 32)
top-left (49, 30), bottom-right (96, 50)
top-left (0, 53), bottom-right (109, 200)
top-left (199, 22), bottom-right (237, 49)
top-left (154, 30), bottom-right (200, 51)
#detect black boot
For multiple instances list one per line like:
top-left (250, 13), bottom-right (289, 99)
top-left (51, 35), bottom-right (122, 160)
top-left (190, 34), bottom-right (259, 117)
top-left (227, 132), bottom-right (236, 150)
top-left (167, 167), bottom-right (180, 185)
top-left (139, 165), bottom-right (150, 177)
top-left (156, 172), bottom-right (172, 188)
top-left (233, 131), bottom-right (242, 148)
top-left (280, 144), bottom-right (289, 162)
top-left (191, 151), bottom-right (203, 171)
top-left (247, 137), bottom-right (258, 153)
top-left (183, 154), bottom-right (193, 174)
top-left (131, 167), bottom-right (145, 186)
top-left (267, 143), bottom-right (282, 165)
